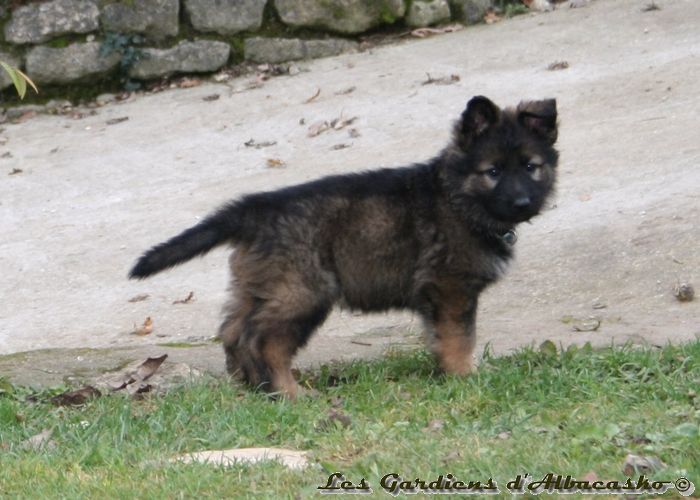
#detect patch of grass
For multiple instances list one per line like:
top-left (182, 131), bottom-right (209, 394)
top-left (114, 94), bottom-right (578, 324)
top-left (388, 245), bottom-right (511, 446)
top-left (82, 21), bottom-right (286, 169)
top-left (1, 342), bottom-right (698, 497)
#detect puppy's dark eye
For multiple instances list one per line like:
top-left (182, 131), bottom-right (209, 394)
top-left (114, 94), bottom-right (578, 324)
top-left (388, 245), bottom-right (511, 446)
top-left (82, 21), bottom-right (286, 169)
top-left (486, 167), bottom-right (501, 179)
top-left (525, 163), bottom-right (539, 173)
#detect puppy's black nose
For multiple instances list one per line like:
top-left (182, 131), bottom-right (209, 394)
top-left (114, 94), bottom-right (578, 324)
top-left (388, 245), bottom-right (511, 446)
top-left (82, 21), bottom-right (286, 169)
top-left (513, 196), bottom-right (531, 209)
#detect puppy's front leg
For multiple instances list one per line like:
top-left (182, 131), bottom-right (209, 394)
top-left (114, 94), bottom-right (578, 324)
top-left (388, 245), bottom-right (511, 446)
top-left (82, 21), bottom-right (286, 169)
top-left (430, 298), bottom-right (478, 375)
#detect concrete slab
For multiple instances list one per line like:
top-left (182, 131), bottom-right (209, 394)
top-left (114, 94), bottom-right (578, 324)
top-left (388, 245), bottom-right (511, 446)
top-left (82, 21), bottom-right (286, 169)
top-left (1, 0), bottom-right (698, 385)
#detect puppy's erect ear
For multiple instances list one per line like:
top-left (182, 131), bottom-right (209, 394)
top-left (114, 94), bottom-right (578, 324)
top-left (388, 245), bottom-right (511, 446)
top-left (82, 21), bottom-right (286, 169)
top-left (456, 96), bottom-right (501, 150)
top-left (517, 99), bottom-right (558, 144)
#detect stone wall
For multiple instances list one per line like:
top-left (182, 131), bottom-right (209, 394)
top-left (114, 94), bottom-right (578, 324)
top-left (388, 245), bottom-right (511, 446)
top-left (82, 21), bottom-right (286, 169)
top-left (0, 0), bottom-right (494, 91)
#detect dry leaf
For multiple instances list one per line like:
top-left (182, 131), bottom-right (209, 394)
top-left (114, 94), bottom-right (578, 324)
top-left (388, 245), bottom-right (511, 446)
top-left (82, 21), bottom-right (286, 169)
top-left (127, 382), bottom-right (153, 396)
top-left (423, 419), bottom-right (445, 432)
top-left (422, 73), bottom-right (460, 86)
top-left (484, 10), bottom-right (502, 24)
top-left (547, 61), bottom-right (570, 71)
top-left (244, 138), bottom-right (277, 149)
top-left (443, 450), bottom-right (462, 464)
top-left (330, 116), bottom-right (357, 130)
top-left (110, 354), bottom-right (168, 392)
top-left (172, 291), bottom-right (195, 304)
top-left (51, 386), bottom-right (101, 406)
top-left (331, 143), bottom-right (351, 151)
top-left (266, 158), bottom-right (286, 169)
top-left (178, 78), bottom-right (202, 89)
top-left (132, 316), bottom-right (154, 336)
top-left (106, 116), bottom-right (129, 126)
top-left (128, 293), bottom-right (150, 303)
top-left (349, 340), bottom-right (372, 346)
top-left (171, 447), bottom-right (309, 470)
top-left (410, 24), bottom-right (464, 38)
top-left (202, 94), bottom-right (220, 102)
top-left (316, 409), bottom-right (352, 431)
top-left (135, 355), bottom-right (168, 381)
top-left (334, 86), bottom-right (356, 95)
top-left (304, 88), bottom-right (321, 104)
top-left (8, 168), bottom-right (22, 175)
top-left (307, 120), bottom-right (331, 137)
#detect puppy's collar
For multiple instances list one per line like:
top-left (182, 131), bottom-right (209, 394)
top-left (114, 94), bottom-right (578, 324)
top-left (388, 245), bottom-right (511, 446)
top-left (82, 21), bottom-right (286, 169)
top-left (500, 229), bottom-right (518, 246)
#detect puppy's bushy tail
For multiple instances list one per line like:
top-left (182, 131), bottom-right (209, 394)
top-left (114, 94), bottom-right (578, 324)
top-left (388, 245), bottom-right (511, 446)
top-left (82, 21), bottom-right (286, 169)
top-left (129, 202), bottom-right (243, 279)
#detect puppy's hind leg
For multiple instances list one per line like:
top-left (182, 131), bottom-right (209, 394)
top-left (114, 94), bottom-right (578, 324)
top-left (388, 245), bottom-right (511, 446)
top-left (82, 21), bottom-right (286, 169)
top-left (218, 292), bottom-right (255, 382)
top-left (221, 274), bottom-right (333, 397)
top-left (244, 299), bottom-right (332, 398)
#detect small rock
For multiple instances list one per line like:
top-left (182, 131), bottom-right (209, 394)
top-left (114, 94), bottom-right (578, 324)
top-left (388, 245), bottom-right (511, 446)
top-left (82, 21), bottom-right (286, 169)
top-left (6, 105), bottom-right (44, 120)
top-left (184, 0), bottom-right (266, 34)
top-left (129, 40), bottom-right (231, 80)
top-left (244, 37), bottom-right (358, 64)
top-left (26, 42), bottom-right (121, 85)
top-left (20, 429), bottom-right (56, 451)
top-left (591, 298), bottom-right (607, 310)
top-left (274, 0), bottom-right (406, 34)
top-left (448, 0), bottom-right (493, 24)
top-left (212, 71), bottom-right (231, 82)
top-left (622, 454), bottom-right (666, 476)
top-left (45, 99), bottom-right (72, 112)
top-left (96, 93), bottom-right (117, 106)
top-left (5, 0), bottom-right (99, 44)
top-left (673, 283), bottom-right (694, 302)
top-left (101, 0), bottom-right (179, 40)
top-left (304, 39), bottom-right (359, 60)
top-left (407, 0), bottom-right (451, 28)
top-left (572, 317), bottom-right (601, 332)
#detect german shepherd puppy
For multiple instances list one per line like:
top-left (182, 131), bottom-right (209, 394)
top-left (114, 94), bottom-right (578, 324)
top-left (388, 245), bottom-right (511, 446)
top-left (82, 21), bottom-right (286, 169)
top-left (130, 96), bottom-right (559, 398)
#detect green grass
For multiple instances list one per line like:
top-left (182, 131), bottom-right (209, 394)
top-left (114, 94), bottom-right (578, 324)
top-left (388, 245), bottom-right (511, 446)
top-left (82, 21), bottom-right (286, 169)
top-left (1, 342), bottom-right (699, 498)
